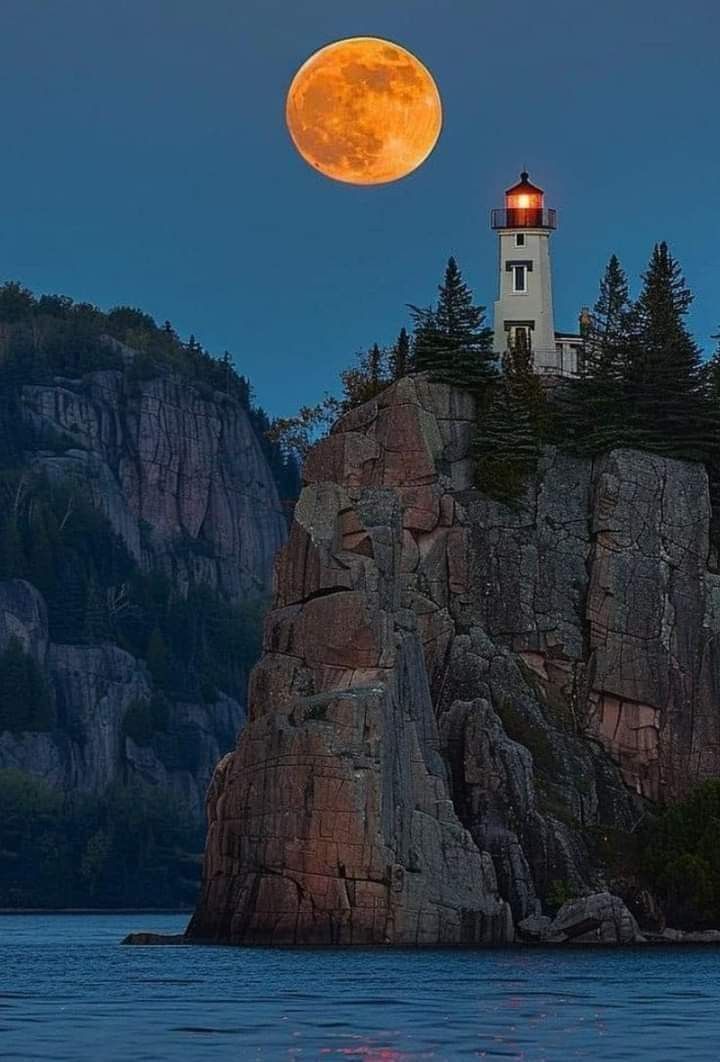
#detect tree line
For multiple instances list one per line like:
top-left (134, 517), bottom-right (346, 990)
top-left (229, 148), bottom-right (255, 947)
top-left (0, 281), bottom-right (300, 504)
top-left (0, 769), bottom-right (202, 908)
top-left (272, 245), bottom-right (720, 522)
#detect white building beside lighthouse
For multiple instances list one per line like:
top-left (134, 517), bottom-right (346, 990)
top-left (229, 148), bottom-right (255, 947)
top-left (491, 172), bottom-right (584, 376)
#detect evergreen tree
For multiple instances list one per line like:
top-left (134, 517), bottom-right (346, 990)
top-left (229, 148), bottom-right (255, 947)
top-left (624, 242), bottom-right (713, 459)
top-left (367, 343), bottom-right (383, 390)
top-left (587, 254), bottom-right (634, 380)
top-left (705, 330), bottom-right (720, 402)
top-left (554, 255), bottom-right (635, 454)
top-left (705, 331), bottom-right (720, 556)
top-left (146, 627), bottom-right (170, 689)
top-left (0, 636), bottom-right (53, 733)
top-left (473, 335), bottom-right (545, 504)
top-left (340, 344), bottom-right (389, 407)
top-left (0, 515), bottom-right (25, 579)
top-left (389, 327), bottom-right (412, 380)
top-left (411, 257), bottom-right (498, 392)
top-left (27, 505), bottom-right (56, 594)
top-left (83, 571), bottom-right (109, 643)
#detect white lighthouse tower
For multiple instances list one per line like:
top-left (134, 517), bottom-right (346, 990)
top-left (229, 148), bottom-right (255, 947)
top-left (491, 172), bottom-right (581, 376)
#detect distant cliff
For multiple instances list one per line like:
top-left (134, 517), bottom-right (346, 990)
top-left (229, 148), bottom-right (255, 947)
top-left (187, 375), bottom-right (720, 945)
top-left (0, 288), bottom-right (293, 906)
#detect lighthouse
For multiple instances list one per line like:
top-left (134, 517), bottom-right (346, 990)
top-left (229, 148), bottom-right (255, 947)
top-left (491, 172), bottom-right (582, 376)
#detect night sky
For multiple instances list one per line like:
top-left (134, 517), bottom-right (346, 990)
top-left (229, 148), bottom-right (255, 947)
top-left (1, 0), bottom-right (718, 416)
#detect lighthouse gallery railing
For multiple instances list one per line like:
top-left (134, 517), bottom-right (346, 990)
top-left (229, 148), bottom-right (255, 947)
top-left (491, 208), bottom-right (557, 230)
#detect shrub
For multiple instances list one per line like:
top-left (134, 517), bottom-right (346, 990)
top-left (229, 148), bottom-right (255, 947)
top-left (642, 780), bottom-right (720, 928)
top-left (0, 636), bottom-right (54, 733)
top-left (122, 694), bottom-right (170, 746)
top-left (496, 696), bottom-right (558, 776)
top-left (0, 769), bottom-right (202, 908)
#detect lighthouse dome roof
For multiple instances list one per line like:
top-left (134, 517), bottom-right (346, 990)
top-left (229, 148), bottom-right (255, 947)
top-left (505, 171), bottom-right (544, 197)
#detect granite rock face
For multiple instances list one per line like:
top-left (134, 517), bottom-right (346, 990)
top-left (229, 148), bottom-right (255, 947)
top-left (0, 369), bottom-right (287, 818)
top-left (0, 578), bottom-right (243, 817)
top-left (460, 446), bottom-right (720, 800)
top-left (188, 376), bottom-right (720, 945)
top-left (21, 370), bottom-right (286, 599)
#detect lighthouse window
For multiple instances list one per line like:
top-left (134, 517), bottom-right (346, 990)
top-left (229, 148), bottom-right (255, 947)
top-left (512, 265), bottom-right (527, 293)
top-left (514, 233), bottom-right (526, 247)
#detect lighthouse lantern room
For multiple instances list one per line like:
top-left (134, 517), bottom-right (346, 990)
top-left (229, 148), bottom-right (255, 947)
top-left (491, 172), bottom-right (581, 376)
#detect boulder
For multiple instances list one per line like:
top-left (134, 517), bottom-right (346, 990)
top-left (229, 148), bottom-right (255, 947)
top-left (122, 933), bottom-right (187, 946)
top-left (549, 892), bottom-right (641, 944)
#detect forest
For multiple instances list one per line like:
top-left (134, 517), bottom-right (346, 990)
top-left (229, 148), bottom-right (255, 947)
top-left (0, 284), bottom-right (295, 907)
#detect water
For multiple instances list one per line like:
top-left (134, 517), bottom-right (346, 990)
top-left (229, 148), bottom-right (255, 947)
top-left (1, 915), bottom-right (719, 1060)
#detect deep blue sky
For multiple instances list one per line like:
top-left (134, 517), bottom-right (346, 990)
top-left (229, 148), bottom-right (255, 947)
top-left (1, 0), bottom-right (718, 416)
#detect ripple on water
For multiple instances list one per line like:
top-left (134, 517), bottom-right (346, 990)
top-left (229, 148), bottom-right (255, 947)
top-left (2, 916), bottom-right (720, 1060)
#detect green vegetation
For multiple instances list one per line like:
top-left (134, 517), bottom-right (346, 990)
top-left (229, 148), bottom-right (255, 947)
top-left (0, 469), bottom-right (263, 709)
top-left (0, 769), bottom-right (202, 908)
top-left (0, 280), bottom-right (287, 737)
top-left (559, 243), bottom-right (717, 462)
top-left (0, 282), bottom-right (292, 907)
top-left (545, 879), bottom-right (578, 913)
top-left (583, 781), bottom-right (720, 930)
top-left (122, 694), bottom-right (170, 746)
top-left (642, 780), bottom-right (720, 929)
top-left (495, 696), bottom-right (558, 776)
top-left (411, 256), bottom-right (498, 391)
top-left (272, 243), bottom-right (720, 524)
top-left (0, 282), bottom-right (243, 397)
top-left (268, 259), bottom-right (499, 456)
top-left (473, 338), bottom-right (546, 504)
top-left (0, 280), bottom-right (300, 503)
top-left (0, 637), bottom-right (54, 733)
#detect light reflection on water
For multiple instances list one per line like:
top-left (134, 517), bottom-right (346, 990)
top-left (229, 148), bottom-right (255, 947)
top-left (1, 914), bottom-right (719, 1060)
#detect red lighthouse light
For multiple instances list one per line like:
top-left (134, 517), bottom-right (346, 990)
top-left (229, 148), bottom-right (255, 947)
top-left (506, 172), bottom-right (544, 225)
top-left (491, 171), bottom-right (556, 231)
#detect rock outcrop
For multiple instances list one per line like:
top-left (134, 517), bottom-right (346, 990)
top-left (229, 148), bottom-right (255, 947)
top-left (0, 368), bottom-right (288, 818)
top-left (21, 369), bottom-right (286, 599)
top-left (188, 375), bottom-right (720, 945)
top-left (188, 375), bottom-right (720, 946)
top-left (0, 578), bottom-right (243, 816)
top-left (517, 892), bottom-right (641, 944)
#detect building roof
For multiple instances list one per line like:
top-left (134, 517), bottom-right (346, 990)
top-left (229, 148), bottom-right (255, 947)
top-left (505, 171), bottom-right (544, 197)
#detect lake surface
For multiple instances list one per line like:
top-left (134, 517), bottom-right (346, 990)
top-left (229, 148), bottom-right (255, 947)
top-left (1, 914), bottom-right (719, 1060)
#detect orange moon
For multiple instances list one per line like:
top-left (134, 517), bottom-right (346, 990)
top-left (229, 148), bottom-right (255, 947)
top-left (286, 37), bottom-right (443, 186)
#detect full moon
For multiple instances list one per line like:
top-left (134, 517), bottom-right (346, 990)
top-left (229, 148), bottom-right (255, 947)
top-left (286, 37), bottom-right (443, 186)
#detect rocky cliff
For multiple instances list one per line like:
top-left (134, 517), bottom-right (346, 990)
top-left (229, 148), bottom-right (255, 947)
top-left (0, 367), bottom-right (287, 818)
top-left (187, 375), bottom-right (720, 945)
top-left (21, 368), bottom-right (284, 599)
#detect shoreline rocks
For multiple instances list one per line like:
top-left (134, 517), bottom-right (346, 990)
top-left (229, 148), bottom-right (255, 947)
top-left (186, 376), bottom-right (720, 947)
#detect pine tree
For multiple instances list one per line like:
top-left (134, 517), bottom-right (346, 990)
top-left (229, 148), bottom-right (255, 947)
top-left (146, 626), bottom-right (170, 689)
top-left (705, 330), bottom-right (720, 402)
top-left (411, 257), bottom-right (498, 392)
top-left (473, 334), bottom-right (545, 503)
top-left (587, 255), bottom-right (634, 380)
top-left (340, 344), bottom-right (389, 408)
top-left (367, 343), bottom-right (383, 390)
top-left (705, 330), bottom-right (720, 557)
top-left (555, 255), bottom-right (635, 454)
top-left (0, 636), bottom-right (29, 731)
top-left (389, 327), bottom-right (412, 380)
top-left (0, 515), bottom-right (25, 579)
top-left (0, 636), bottom-right (53, 732)
top-left (83, 571), bottom-right (109, 643)
top-left (27, 505), bottom-right (56, 595)
top-left (624, 242), bottom-right (713, 459)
